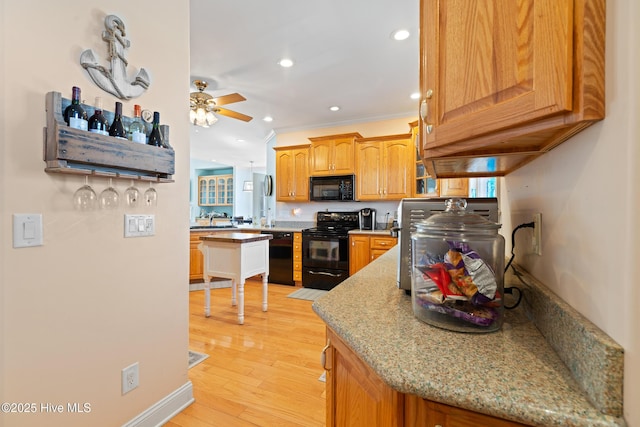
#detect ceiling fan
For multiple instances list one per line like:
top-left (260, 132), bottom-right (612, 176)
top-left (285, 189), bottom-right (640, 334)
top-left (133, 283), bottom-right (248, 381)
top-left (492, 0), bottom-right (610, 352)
top-left (189, 80), bottom-right (253, 127)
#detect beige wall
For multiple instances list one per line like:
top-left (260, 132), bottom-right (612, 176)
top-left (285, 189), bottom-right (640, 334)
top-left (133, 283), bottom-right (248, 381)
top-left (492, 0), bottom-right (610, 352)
top-left (501, 1), bottom-right (640, 425)
top-left (275, 115), bottom-right (416, 147)
top-left (1, 2), bottom-right (191, 426)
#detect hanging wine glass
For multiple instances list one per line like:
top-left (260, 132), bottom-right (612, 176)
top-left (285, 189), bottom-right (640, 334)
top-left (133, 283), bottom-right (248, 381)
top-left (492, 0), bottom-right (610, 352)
top-left (99, 178), bottom-right (120, 209)
top-left (73, 176), bottom-right (98, 211)
top-left (144, 182), bottom-right (157, 207)
top-left (124, 180), bottom-right (140, 208)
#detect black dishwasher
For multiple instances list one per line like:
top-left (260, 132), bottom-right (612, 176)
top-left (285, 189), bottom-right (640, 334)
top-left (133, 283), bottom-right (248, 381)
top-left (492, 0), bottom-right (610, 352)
top-left (261, 231), bottom-right (294, 286)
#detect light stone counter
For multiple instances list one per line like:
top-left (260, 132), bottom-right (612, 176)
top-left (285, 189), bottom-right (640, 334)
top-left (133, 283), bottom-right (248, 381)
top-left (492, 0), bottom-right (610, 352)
top-left (312, 247), bottom-right (625, 427)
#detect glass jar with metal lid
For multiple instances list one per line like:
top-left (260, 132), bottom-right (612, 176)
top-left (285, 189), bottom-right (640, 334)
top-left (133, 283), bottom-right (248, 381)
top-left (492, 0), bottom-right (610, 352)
top-left (411, 198), bottom-right (505, 333)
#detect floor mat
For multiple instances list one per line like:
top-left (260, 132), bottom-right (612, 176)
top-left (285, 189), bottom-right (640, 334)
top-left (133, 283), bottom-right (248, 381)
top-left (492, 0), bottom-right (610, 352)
top-left (287, 288), bottom-right (329, 301)
top-left (188, 350), bottom-right (209, 369)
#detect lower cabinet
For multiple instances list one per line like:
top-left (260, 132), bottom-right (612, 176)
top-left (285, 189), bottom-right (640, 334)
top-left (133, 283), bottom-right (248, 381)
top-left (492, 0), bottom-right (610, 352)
top-left (293, 232), bottom-right (303, 283)
top-left (324, 328), bottom-right (528, 427)
top-left (325, 328), bottom-right (403, 427)
top-left (349, 234), bottom-right (397, 275)
top-left (189, 231), bottom-right (208, 282)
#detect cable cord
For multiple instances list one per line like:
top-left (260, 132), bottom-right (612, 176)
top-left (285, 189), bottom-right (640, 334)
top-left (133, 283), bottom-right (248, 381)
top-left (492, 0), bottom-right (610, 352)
top-left (504, 221), bottom-right (535, 273)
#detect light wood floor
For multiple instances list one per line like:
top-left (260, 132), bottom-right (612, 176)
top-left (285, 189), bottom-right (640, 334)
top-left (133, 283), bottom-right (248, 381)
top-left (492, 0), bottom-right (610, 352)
top-left (165, 279), bottom-right (327, 427)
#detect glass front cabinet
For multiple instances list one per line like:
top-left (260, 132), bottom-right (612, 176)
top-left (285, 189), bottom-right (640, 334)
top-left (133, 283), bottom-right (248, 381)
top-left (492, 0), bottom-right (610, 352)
top-left (198, 174), bottom-right (233, 206)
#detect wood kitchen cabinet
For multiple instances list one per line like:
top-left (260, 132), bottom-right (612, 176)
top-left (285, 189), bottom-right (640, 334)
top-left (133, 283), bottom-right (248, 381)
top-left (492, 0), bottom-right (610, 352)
top-left (325, 328), bottom-right (403, 427)
top-left (418, 0), bottom-right (605, 178)
top-left (189, 231), bottom-right (208, 282)
top-left (412, 122), bottom-right (469, 198)
top-left (349, 233), bottom-right (397, 275)
top-left (197, 174), bottom-right (233, 206)
top-left (355, 134), bottom-right (412, 201)
top-left (324, 328), bottom-right (527, 427)
top-left (293, 232), bottom-right (303, 283)
top-left (274, 145), bottom-right (310, 202)
top-left (308, 133), bottom-right (362, 176)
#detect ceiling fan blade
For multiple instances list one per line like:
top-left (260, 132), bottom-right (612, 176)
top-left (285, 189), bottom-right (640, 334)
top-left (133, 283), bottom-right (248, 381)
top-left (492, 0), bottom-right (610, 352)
top-left (213, 93), bottom-right (246, 106)
top-left (215, 108), bottom-right (253, 122)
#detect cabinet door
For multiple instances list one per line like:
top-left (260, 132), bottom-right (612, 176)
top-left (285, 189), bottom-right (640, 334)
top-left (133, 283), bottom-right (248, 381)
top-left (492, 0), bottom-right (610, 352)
top-left (327, 329), bottom-right (402, 427)
top-left (421, 0), bottom-right (574, 155)
top-left (332, 138), bottom-right (355, 175)
top-left (293, 233), bottom-right (303, 282)
top-left (276, 150), bottom-right (294, 201)
top-left (198, 177), bottom-right (207, 206)
top-left (216, 177), bottom-right (226, 205)
top-left (349, 235), bottom-right (370, 275)
top-left (225, 177), bottom-right (234, 205)
top-left (405, 395), bottom-right (527, 427)
top-left (292, 148), bottom-right (309, 201)
top-left (310, 140), bottom-right (333, 176)
top-left (355, 142), bottom-right (383, 200)
top-left (207, 177), bottom-right (217, 205)
top-left (189, 233), bottom-right (205, 281)
top-left (439, 178), bottom-right (469, 197)
top-left (383, 138), bottom-right (412, 200)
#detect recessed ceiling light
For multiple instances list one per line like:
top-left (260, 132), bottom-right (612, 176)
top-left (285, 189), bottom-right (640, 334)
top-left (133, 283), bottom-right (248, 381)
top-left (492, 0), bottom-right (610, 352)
top-left (329, 106), bottom-right (340, 112)
top-left (410, 92), bottom-right (421, 100)
top-left (278, 58), bottom-right (294, 68)
top-left (392, 29), bottom-right (410, 41)
top-left (263, 116), bottom-right (273, 122)
top-left (237, 139), bottom-right (245, 143)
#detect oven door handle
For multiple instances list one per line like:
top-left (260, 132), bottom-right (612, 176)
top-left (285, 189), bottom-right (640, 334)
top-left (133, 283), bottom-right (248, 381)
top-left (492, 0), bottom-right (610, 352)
top-left (307, 270), bottom-right (345, 278)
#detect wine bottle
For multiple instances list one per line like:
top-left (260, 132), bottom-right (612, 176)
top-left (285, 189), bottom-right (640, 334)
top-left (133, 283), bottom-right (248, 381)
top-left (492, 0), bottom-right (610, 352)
top-left (129, 104), bottom-right (146, 143)
top-left (147, 111), bottom-right (165, 147)
top-left (64, 86), bottom-right (88, 131)
top-left (88, 97), bottom-right (109, 135)
top-left (108, 101), bottom-right (127, 140)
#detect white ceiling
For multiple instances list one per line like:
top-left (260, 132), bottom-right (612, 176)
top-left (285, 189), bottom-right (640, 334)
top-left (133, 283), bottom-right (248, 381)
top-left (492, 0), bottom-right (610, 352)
top-left (189, 0), bottom-right (419, 170)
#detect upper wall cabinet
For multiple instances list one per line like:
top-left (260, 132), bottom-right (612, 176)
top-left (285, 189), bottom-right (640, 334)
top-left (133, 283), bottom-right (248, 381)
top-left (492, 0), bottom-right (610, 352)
top-left (197, 174), bottom-right (233, 206)
top-left (308, 133), bottom-right (362, 176)
top-left (418, 0), bottom-right (605, 178)
top-left (43, 92), bottom-right (175, 182)
top-left (355, 134), bottom-right (413, 201)
top-left (274, 145), bottom-right (310, 202)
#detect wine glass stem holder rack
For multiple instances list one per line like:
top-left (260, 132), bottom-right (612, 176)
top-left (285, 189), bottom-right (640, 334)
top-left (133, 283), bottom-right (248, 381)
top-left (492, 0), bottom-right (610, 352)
top-left (43, 91), bottom-right (175, 182)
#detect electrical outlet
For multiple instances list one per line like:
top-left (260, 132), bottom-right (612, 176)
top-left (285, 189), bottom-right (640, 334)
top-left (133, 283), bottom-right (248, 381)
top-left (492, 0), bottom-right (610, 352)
top-left (532, 213), bottom-right (542, 255)
top-left (122, 362), bottom-right (139, 395)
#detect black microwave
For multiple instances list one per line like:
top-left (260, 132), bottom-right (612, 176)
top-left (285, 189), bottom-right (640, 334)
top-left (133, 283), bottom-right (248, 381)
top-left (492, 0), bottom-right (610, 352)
top-left (309, 175), bottom-right (355, 201)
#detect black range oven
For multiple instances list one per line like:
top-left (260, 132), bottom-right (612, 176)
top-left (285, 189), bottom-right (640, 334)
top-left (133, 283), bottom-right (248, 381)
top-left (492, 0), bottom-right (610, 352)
top-left (302, 211), bottom-right (359, 290)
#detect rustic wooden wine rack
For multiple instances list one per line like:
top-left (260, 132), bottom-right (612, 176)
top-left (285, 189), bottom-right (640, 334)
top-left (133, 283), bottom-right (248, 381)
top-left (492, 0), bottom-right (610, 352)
top-left (43, 91), bottom-right (175, 182)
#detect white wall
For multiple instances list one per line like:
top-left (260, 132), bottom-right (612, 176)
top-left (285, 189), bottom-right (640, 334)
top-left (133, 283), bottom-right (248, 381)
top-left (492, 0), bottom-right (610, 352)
top-left (501, 1), bottom-right (639, 424)
top-left (1, 2), bottom-right (191, 426)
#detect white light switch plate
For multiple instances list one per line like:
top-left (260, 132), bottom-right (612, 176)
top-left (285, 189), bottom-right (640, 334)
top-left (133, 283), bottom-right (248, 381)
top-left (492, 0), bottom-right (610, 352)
top-left (13, 214), bottom-right (43, 248)
top-left (124, 214), bottom-right (155, 237)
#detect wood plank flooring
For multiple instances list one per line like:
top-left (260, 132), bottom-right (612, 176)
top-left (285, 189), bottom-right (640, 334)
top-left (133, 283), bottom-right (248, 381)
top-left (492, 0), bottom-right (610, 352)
top-left (165, 280), bottom-right (327, 427)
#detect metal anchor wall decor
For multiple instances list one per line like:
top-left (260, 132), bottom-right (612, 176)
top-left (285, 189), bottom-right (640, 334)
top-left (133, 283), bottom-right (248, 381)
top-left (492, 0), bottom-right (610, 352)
top-left (80, 15), bottom-right (150, 100)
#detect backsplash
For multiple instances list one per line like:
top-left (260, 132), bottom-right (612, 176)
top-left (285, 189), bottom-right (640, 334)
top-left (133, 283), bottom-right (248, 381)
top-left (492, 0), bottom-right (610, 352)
top-left (509, 265), bottom-right (624, 417)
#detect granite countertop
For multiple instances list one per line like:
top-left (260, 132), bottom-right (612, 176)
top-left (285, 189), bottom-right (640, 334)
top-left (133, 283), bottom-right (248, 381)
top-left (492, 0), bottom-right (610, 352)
top-left (200, 232), bottom-right (273, 243)
top-left (312, 248), bottom-right (625, 427)
top-left (190, 225), bottom-right (307, 233)
top-left (348, 229), bottom-right (396, 236)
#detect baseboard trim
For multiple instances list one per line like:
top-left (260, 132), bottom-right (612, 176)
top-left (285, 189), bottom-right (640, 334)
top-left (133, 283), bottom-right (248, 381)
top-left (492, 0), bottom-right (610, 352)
top-left (121, 381), bottom-right (194, 427)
